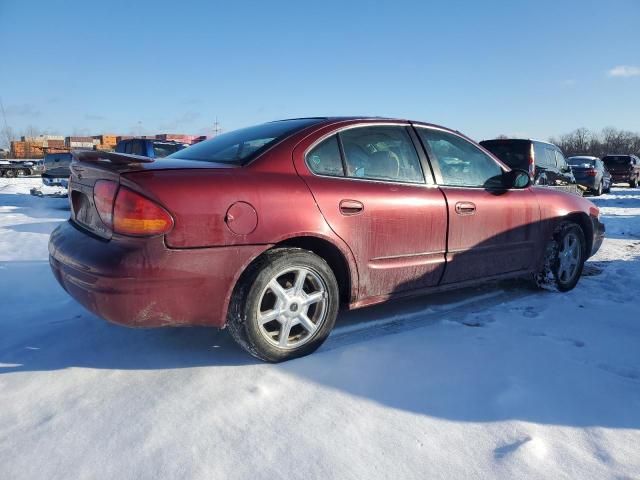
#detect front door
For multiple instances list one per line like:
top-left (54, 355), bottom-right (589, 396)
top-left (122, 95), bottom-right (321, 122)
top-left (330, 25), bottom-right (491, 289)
top-left (414, 126), bottom-right (540, 284)
top-left (294, 124), bottom-right (448, 299)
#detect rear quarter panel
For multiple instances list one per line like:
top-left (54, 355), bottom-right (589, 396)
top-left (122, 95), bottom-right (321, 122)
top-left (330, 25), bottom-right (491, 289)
top-left (123, 148), bottom-right (360, 300)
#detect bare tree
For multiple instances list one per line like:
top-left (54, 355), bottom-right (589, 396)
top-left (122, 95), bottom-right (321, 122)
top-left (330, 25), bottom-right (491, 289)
top-left (550, 127), bottom-right (640, 157)
top-left (1, 124), bottom-right (16, 150)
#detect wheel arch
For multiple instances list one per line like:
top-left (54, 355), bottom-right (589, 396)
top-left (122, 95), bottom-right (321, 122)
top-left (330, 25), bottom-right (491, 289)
top-left (564, 211), bottom-right (593, 256)
top-left (273, 235), bottom-right (355, 306)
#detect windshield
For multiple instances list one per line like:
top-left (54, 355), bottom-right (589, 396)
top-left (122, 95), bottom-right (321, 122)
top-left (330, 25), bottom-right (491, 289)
top-left (153, 143), bottom-right (185, 158)
top-left (568, 158), bottom-right (595, 167)
top-left (168, 118), bottom-right (324, 164)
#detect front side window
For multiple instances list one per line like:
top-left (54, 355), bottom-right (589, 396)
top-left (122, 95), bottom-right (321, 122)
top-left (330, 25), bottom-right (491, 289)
top-left (339, 126), bottom-right (424, 183)
top-left (417, 128), bottom-right (503, 187)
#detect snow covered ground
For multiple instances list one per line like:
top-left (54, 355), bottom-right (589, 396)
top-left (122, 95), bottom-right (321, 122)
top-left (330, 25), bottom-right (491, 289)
top-left (1, 177), bottom-right (639, 479)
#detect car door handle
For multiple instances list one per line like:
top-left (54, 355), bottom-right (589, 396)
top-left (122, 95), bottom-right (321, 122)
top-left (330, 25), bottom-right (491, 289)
top-left (455, 201), bottom-right (476, 215)
top-left (339, 199), bottom-right (364, 215)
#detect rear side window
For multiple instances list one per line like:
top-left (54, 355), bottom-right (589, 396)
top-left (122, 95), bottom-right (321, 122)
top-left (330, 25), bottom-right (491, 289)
top-left (169, 118), bottom-right (322, 164)
top-left (603, 155), bottom-right (631, 166)
top-left (420, 129), bottom-right (503, 188)
top-left (534, 143), bottom-right (551, 167)
top-left (555, 149), bottom-right (568, 170)
top-left (480, 139), bottom-right (530, 171)
top-left (153, 143), bottom-right (185, 158)
top-left (130, 140), bottom-right (145, 156)
top-left (307, 135), bottom-right (344, 176)
top-left (340, 126), bottom-right (424, 183)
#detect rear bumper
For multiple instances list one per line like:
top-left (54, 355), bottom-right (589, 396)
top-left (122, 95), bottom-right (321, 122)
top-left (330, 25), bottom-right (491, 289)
top-left (49, 221), bottom-right (269, 328)
top-left (574, 177), bottom-right (598, 190)
top-left (610, 174), bottom-right (631, 183)
top-left (591, 215), bottom-right (605, 257)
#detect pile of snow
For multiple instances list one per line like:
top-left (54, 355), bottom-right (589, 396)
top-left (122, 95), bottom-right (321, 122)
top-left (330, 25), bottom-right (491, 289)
top-left (1, 178), bottom-right (639, 479)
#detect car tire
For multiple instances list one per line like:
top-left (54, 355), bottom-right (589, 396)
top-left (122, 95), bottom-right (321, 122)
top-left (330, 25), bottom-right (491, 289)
top-left (533, 221), bottom-right (586, 292)
top-left (631, 177), bottom-right (638, 188)
top-left (227, 247), bottom-right (340, 362)
top-left (603, 183), bottom-right (611, 193)
top-left (5, 169), bottom-right (16, 178)
top-left (594, 182), bottom-right (603, 196)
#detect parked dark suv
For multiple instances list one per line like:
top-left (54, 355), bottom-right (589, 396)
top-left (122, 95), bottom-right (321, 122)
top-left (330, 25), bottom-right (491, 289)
top-left (480, 139), bottom-right (578, 194)
top-left (602, 155), bottom-right (640, 187)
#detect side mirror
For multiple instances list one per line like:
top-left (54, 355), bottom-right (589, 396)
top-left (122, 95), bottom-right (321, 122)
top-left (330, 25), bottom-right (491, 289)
top-left (503, 169), bottom-right (531, 189)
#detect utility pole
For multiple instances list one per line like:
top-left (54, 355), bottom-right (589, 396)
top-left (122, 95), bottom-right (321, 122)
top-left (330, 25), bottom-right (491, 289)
top-left (212, 117), bottom-right (222, 137)
top-left (0, 97), bottom-right (12, 150)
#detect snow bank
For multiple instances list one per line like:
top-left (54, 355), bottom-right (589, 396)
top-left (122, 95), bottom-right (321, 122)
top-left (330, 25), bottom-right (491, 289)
top-left (1, 178), bottom-right (639, 479)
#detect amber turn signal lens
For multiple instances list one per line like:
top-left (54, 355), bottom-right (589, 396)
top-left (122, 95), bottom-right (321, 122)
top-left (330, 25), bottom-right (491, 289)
top-left (113, 186), bottom-right (174, 236)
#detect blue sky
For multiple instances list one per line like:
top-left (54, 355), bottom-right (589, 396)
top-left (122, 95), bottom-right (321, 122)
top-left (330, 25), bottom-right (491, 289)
top-left (0, 0), bottom-right (638, 144)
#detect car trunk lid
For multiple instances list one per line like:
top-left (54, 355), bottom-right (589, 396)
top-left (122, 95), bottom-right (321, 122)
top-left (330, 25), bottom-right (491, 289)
top-left (68, 151), bottom-right (237, 239)
top-left (68, 151), bottom-right (150, 239)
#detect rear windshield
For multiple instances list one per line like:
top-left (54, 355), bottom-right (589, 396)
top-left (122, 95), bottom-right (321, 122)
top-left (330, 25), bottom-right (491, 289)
top-left (168, 118), bottom-right (323, 164)
top-left (479, 139), bottom-right (531, 170)
top-left (603, 155), bottom-right (631, 166)
top-left (153, 143), bottom-right (185, 158)
top-left (568, 158), bottom-right (595, 167)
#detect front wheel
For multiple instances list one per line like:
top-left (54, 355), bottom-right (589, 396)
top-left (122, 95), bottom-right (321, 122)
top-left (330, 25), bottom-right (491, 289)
top-left (533, 222), bottom-right (586, 292)
top-left (4, 169), bottom-right (16, 178)
top-left (227, 248), bottom-right (339, 362)
top-left (631, 177), bottom-right (638, 188)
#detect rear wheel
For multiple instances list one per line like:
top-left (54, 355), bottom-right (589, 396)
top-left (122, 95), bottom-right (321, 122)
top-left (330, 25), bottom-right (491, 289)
top-left (534, 221), bottom-right (586, 292)
top-left (631, 177), bottom-right (638, 188)
top-left (227, 248), bottom-right (339, 362)
top-left (4, 169), bottom-right (16, 178)
top-left (594, 182), bottom-right (603, 196)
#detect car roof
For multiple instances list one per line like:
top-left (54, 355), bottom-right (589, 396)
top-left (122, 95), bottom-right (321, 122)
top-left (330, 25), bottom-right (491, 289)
top-left (273, 116), bottom-right (471, 137)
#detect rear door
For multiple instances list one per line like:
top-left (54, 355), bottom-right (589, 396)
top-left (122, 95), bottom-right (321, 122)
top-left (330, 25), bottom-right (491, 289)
top-left (415, 126), bottom-right (540, 284)
top-left (293, 123), bottom-right (448, 299)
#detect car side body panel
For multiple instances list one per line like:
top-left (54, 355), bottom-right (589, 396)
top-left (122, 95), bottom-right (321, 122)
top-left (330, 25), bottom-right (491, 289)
top-left (48, 117), bottom-right (605, 330)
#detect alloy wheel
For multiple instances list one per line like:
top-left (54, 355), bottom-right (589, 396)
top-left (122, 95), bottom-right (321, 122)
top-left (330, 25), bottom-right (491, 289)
top-left (557, 232), bottom-right (581, 283)
top-left (256, 267), bottom-right (328, 349)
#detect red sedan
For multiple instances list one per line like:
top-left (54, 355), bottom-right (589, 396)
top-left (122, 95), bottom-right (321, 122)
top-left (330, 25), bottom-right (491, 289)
top-left (49, 117), bottom-right (605, 361)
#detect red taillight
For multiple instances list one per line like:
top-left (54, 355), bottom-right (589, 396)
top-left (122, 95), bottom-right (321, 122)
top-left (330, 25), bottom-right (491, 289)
top-left (113, 187), bottom-right (174, 236)
top-left (586, 169), bottom-right (597, 177)
top-left (93, 180), bottom-right (118, 229)
top-left (529, 143), bottom-right (536, 177)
